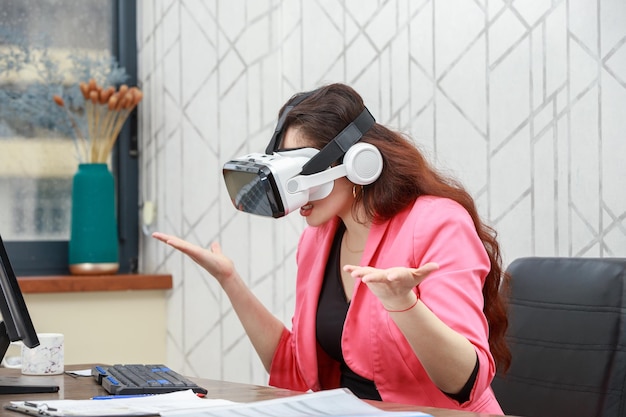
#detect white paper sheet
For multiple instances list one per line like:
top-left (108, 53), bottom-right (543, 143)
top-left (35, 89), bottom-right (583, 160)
top-left (162, 389), bottom-right (430, 417)
top-left (7, 389), bottom-right (234, 416)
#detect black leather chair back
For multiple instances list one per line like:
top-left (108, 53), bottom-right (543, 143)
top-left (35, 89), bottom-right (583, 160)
top-left (492, 257), bottom-right (626, 417)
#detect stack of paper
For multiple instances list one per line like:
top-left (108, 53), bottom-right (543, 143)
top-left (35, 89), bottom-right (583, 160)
top-left (6, 388), bottom-right (431, 417)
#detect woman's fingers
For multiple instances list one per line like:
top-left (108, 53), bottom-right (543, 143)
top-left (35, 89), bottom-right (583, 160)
top-left (209, 241), bottom-right (223, 255)
top-left (344, 263), bottom-right (439, 284)
top-left (152, 232), bottom-right (213, 265)
top-left (151, 232), bottom-right (185, 247)
top-left (151, 232), bottom-right (236, 284)
top-left (151, 231), bottom-right (173, 243)
top-left (418, 262), bottom-right (440, 274)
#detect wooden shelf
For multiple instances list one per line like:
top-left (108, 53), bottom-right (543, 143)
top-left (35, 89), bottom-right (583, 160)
top-left (16, 274), bottom-right (173, 294)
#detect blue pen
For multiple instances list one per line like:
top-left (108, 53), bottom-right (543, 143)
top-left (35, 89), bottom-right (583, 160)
top-left (91, 394), bottom-right (154, 400)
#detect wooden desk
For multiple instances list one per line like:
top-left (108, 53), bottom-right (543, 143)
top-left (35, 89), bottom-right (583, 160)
top-left (0, 365), bottom-right (495, 417)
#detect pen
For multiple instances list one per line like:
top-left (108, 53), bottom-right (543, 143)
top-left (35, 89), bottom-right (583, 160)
top-left (91, 394), bottom-right (154, 400)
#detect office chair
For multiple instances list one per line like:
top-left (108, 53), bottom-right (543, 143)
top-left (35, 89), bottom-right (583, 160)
top-left (491, 257), bottom-right (626, 417)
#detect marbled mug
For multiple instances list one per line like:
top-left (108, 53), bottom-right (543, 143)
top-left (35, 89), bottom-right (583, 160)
top-left (21, 333), bottom-right (64, 375)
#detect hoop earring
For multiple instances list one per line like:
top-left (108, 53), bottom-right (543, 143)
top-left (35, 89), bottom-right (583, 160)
top-left (352, 185), bottom-right (363, 199)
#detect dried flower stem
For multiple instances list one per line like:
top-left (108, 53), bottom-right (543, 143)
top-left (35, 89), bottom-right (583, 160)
top-left (53, 94), bottom-right (90, 162)
top-left (58, 79), bottom-right (143, 163)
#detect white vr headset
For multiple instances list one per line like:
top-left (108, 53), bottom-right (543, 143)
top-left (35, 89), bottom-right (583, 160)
top-left (223, 92), bottom-right (383, 218)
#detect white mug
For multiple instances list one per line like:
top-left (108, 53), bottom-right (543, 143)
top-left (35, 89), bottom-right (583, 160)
top-left (21, 333), bottom-right (64, 375)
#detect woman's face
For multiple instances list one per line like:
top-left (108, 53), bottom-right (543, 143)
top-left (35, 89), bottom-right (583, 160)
top-left (282, 127), bottom-right (355, 227)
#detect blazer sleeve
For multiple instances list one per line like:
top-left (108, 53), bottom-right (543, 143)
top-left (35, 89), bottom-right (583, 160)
top-left (268, 327), bottom-right (311, 391)
top-left (411, 198), bottom-right (496, 403)
top-left (268, 229), bottom-right (311, 392)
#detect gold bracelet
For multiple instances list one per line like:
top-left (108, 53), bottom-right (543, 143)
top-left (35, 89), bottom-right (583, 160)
top-left (384, 296), bottom-right (419, 313)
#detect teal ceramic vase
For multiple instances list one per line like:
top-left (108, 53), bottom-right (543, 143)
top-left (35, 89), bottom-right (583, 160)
top-left (68, 163), bottom-right (119, 275)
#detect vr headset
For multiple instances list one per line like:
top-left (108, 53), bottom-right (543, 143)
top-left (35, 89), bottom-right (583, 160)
top-left (223, 91), bottom-right (383, 218)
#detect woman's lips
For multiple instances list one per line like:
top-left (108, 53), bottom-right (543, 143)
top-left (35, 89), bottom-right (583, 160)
top-left (300, 203), bottom-right (313, 216)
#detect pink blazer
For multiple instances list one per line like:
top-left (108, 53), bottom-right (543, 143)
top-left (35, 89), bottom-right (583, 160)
top-left (268, 196), bottom-right (503, 414)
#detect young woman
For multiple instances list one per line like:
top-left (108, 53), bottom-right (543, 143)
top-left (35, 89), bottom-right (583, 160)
top-left (153, 83), bottom-right (510, 414)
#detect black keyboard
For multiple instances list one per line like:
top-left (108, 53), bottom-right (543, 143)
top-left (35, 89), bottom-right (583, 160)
top-left (92, 364), bottom-right (208, 396)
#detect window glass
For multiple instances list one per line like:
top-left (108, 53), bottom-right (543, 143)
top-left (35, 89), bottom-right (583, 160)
top-left (0, 0), bottom-right (117, 241)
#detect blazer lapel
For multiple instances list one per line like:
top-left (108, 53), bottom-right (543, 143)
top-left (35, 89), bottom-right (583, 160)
top-left (297, 219), bottom-right (340, 390)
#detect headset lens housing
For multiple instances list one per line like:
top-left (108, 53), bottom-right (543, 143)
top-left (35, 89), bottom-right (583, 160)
top-left (223, 161), bottom-right (285, 218)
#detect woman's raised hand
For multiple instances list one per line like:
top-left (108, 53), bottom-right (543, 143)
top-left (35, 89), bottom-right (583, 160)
top-left (152, 232), bottom-right (236, 285)
top-left (343, 263), bottom-right (439, 311)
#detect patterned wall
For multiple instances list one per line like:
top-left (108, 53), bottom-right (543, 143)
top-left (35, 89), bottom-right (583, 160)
top-left (136, 0), bottom-right (626, 385)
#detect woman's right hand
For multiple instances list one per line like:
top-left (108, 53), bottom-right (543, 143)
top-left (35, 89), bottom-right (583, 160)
top-left (152, 232), bottom-right (235, 285)
top-left (153, 232), bottom-right (284, 372)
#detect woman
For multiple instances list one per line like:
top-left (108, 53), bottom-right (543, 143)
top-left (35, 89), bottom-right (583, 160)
top-left (153, 83), bottom-right (510, 413)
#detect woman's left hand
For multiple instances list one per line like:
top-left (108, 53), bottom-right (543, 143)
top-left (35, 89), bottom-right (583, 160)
top-left (344, 263), bottom-right (439, 311)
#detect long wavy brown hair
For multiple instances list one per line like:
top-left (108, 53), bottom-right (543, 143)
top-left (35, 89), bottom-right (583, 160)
top-left (278, 83), bottom-right (511, 372)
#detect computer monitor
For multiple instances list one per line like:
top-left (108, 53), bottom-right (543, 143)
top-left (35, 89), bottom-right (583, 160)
top-left (0, 233), bottom-right (58, 394)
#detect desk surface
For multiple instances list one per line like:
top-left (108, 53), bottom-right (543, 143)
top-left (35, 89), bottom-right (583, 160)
top-left (0, 365), bottom-right (496, 417)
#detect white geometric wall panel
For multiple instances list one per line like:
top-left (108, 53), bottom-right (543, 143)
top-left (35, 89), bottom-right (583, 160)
top-left (137, 0), bottom-right (626, 386)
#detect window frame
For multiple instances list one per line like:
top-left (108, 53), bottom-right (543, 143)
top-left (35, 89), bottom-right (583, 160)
top-left (5, 0), bottom-right (139, 276)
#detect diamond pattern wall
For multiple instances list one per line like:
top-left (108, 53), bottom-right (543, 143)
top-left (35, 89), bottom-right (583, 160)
top-left (137, 0), bottom-right (626, 385)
